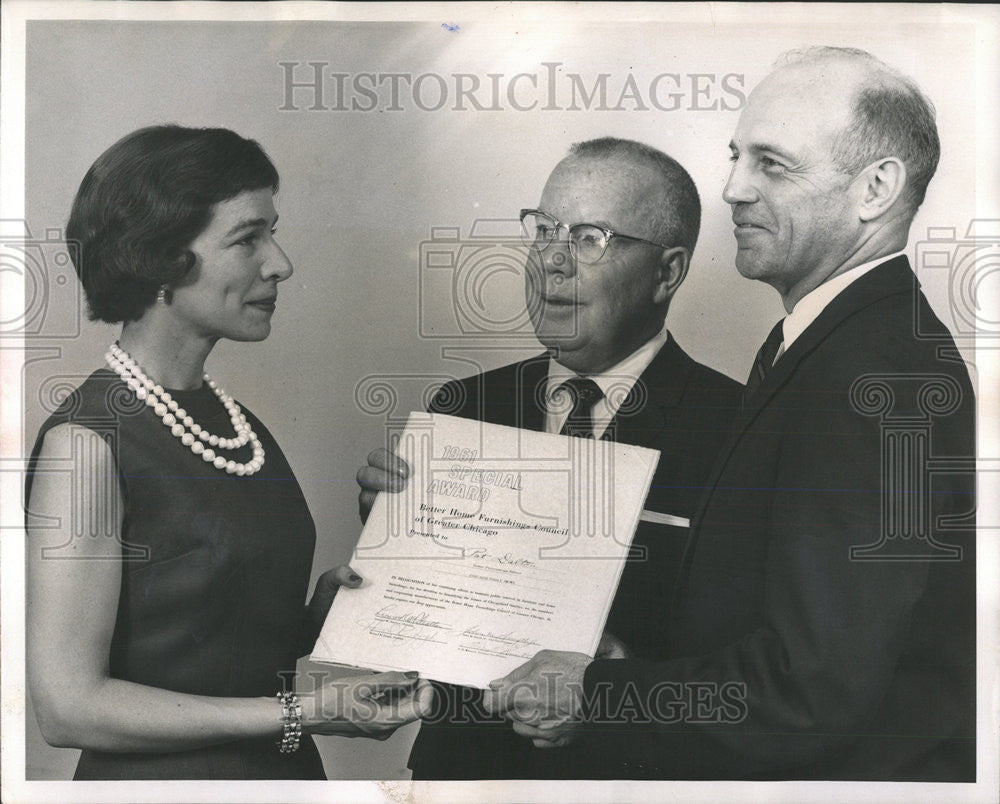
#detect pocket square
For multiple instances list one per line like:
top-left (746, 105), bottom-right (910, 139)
top-left (639, 509), bottom-right (690, 528)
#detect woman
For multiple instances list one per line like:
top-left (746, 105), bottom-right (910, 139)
top-left (26, 125), bottom-right (431, 780)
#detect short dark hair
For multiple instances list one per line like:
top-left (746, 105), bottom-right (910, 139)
top-left (779, 47), bottom-right (940, 213)
top-left (66, 125), bottom-right (280, 323)
top-left (568, 137), bottom-right (701, 254)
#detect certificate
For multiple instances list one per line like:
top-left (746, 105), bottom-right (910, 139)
top-left (312, 412), bottom-right (660, 688)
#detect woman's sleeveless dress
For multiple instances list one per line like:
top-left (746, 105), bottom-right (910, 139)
top-left (27, 368), bottom-right (326, 779)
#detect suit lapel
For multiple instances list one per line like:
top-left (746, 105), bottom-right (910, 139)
top-left (515, 355), bottom-right (549, 432)
top-left (740, 256), bottom-right (916, 422)
top-left (522, 336), bottom-right (694, 444)
top-left (682, 256), bottom-right (917, 548)
top-left (606, 334), bottom-right (691, 448)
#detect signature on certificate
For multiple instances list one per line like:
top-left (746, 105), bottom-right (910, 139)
top-left (362, 604), bottom-right (454, 645)
top-left (459, 625), bottom-right (541, 659)
top-left (465, 546), bottom-right (536, 569)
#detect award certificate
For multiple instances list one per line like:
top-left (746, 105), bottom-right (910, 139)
top-left (312, 412), bottom-right (659, 688)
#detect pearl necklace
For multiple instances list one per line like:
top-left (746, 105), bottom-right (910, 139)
top-left (105, 342), bottom-right (265, 476)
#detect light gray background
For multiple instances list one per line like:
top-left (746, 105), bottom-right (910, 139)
top-left (22, 17), bottom-right (983, 782)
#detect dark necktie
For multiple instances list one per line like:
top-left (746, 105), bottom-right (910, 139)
top-left (558, 377), bottom-right (603, 439)
top-left (742, 319), bottom-right (785, 407)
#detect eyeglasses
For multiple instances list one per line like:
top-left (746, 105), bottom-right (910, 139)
top-left (519, 208), bottom-right (672, 265)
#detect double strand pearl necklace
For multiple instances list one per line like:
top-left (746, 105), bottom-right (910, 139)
top-left (105, 342), bottom-right (265, 476)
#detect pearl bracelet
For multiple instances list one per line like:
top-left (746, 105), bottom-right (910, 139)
top-left (277, 691), bottom-right (302, 754)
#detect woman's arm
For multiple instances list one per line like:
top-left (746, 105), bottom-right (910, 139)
top-left (27, 424), bottom-right (429, 753)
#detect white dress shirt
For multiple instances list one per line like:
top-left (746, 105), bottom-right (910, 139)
top-left (780, 251), bottom-right (906, 354)
top-left (543, 328), bottom-right (669, 439)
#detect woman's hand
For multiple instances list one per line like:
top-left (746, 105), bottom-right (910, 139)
top-left (302, 671), bottom-right (434, 740)
top-left (27, 425), bottom-right (428, 753)
top-left (306, 565), bottom-right (363, 632)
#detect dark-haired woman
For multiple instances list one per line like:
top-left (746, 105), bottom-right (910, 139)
top-left (26, 126), bottom-right (431, 780)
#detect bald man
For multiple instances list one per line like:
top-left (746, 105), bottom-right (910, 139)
top-left (484, 48), bottom-right (975, 781)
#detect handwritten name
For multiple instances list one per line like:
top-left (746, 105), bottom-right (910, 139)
top-left (375, 605), bottom-right (448, 629)
top-left (460, 626), bottom-right (541, 657)
top-left (466, 546), bottom-right (535, 569)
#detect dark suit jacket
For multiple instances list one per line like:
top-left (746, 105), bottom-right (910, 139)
top-left (408, 334), bottom-right (742, 779)
top-left (584, 257), bottom-right (976, 781)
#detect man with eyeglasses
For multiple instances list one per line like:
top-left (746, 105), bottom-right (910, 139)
top-left (356, 136), bottom-right (742, 779)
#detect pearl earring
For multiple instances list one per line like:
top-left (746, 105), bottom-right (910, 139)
top-left (156, 286), bottom-right (169, 304)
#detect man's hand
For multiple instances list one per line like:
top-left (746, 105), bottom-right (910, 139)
top-left (356, 441), bottom-right (411, 523)
top-left (482, 650), bottom-right (592, 749)
top-left (596, 629), bottom-right (630, 659)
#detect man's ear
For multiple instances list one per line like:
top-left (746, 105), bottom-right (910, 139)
top-left (653, 247), bottom-right (690, 305)
top-left (857, 157), bottom-right (907, 221)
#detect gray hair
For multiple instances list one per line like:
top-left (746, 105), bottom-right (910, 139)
top-left (568, 137), bottom-right (701, 253)
top-left (779, 46), bottom-right (939, 213)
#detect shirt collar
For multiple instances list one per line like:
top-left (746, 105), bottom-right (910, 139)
top-left (783, 251), bottom-right (905, 350)
top-left (545, 327), bottom-right (669, 402)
